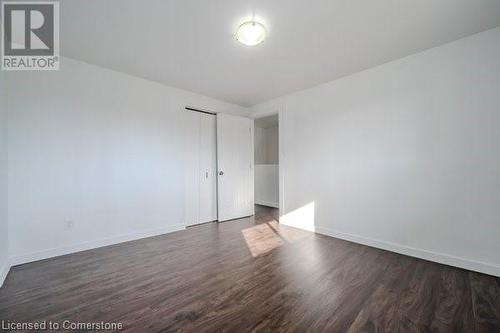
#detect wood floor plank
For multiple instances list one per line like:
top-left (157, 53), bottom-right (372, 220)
top-left (347, 284), bottom-right (401, 333)
top-left (470, 271), bottom-right (500, 332)
top-left (0, 205), bottom-right (499, 332)
top-left (429, 266), bottom-right (475, 332)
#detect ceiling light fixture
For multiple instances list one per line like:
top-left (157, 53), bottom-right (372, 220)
top-left (235, 21), bottom-right (267, 46)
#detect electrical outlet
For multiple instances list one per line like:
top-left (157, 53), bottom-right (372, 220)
top-left (64, 220), bottom-right (75, 230)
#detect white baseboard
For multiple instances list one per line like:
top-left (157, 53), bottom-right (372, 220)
top-left (0, 261), bottom-right (11, 288)
top-left (255, 200), bottom-right (279, 208)
top-left (10, 224), bottom-right (186, 266)
top-left (6, 222), bottom-right (499, 279)
top-left (314, 226), bottom-right (500, 277)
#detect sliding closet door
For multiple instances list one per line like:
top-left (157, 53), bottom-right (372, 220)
top-left (217, 113), bottom-right (254, 221)
top-left (185, 111), bottom-right (201, 226)
top-left (184, 111), bottom-right (217, 226)
top-left (199, 113), bottom-right (217, 223)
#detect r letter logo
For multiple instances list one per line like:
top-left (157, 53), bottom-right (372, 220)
top-left (2, 1), bottom-right (60, 70)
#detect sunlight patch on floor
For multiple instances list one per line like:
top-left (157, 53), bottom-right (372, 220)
top-left (242, 220), bottom-right (311, 257)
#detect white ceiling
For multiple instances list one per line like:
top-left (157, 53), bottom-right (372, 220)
top-left (61, 0), bottom-right (500, 107)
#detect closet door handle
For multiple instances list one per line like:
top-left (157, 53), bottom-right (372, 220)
top-left (205, 172), bottom-right (209, 178)
top-left (219, 171), bottom-right (224, 176)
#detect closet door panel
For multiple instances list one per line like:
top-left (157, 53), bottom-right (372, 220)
top-left (199, 113), bottom-right (217, 223)
top-left (184, 111), bottom-right (201, 226)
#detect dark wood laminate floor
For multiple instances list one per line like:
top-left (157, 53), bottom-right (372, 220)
top-left (1, 205), bottom-right (499, 332)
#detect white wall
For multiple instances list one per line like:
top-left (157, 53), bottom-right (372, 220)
top-left (7, 57), bottom-right (249, 265)
top-left (255, 165), bottom-right (279, 208)
top-left (254, 125), bottom-right (279, 164)
top-left (254, 127), bottom-right (266, 164)
top-left (254, 123), bottom-right (279, 207)
top-left (252, 28), bottom-right (500, 276)
top-left (0, 71), bottom-right (9, 286)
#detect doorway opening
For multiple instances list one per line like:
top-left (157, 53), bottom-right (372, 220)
top-left (253, 114), bottom-right (279, 223)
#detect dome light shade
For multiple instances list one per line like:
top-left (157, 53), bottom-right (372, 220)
top-left (235, 21), bottom-right (267, 46)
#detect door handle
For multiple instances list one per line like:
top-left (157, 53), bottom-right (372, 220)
top-left (219, 171), bottom-right (224, 176)
top-left (205, 171), bottom-right (208, 178)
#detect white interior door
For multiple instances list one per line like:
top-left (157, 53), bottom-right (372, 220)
top-left (199, 113), bottom-right (217, 223)
top-left (184, 110), bottom-right (217, 226)
top-left (184, 111), bottom-right (201, 226)
top-left (217, 113), bottom-right (254, 221)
